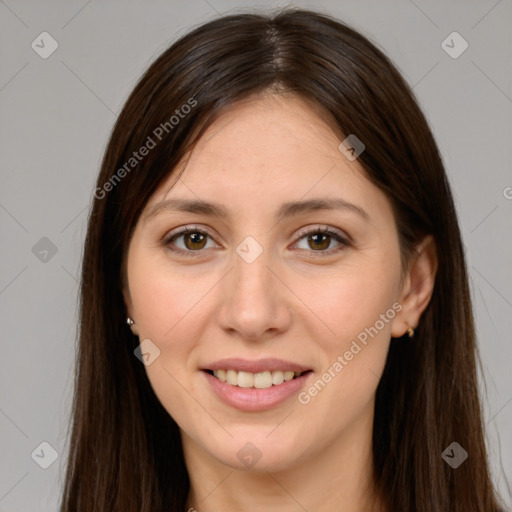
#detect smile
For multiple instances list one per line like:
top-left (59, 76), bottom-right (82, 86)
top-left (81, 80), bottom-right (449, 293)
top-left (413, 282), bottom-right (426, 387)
top-left (205, 369), bottom-right (311, 389)
top-left (202, 368), bottom-right (314, 411)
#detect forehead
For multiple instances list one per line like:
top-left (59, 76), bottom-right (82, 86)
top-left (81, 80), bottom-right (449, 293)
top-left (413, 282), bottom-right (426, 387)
top-left (154, 94), bottom-right (356, 188)
top-left (143, 93), bottom-right (391, 226)
top-left (192, 92), bottom-right (344, 164)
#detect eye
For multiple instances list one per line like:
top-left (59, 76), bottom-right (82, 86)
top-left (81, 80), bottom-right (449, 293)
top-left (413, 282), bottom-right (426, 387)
top-left (292, 226), bottom-right (350, 256)
top-left (163, 225), bottom-right (350, 258)
top-left (164, 226), bottom-right (218, 256)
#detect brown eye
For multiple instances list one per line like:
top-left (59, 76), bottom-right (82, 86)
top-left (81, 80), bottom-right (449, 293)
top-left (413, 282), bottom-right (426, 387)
top-left (293, 226), bottom-right (350, 256)
top-left (182, 231), bottom-right (207, 250)
top-left (307, 232), bottom-right (332, 251)
top-left (164, 227), bottom-right (217, 256)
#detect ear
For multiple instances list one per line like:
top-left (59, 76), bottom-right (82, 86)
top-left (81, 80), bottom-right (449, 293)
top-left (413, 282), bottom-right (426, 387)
top-left (391, 235), bottom-right (438, 338)
top-left (122, 282), bottom-right (139, 337)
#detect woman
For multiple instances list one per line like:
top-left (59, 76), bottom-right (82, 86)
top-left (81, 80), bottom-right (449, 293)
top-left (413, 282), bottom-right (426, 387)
top-left (60, 8), bottom-right (508, 512)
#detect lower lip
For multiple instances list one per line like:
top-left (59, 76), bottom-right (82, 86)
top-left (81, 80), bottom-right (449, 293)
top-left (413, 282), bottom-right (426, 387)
top-left (202, 371), bottom-right (313, 411)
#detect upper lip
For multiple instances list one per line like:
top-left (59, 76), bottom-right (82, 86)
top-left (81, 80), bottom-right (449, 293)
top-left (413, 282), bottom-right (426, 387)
top-left (202, 358), bottom-right (311, 373)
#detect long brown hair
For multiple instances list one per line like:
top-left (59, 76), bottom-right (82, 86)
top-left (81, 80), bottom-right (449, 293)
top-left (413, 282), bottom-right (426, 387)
top-left (60, 8), bottom-right (507, 511)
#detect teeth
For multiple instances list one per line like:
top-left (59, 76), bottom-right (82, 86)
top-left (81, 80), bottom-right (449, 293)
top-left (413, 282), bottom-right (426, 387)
top-left (226, 369), bottom-right (237, 386)
top-left (212, 369), bottom-right (305, 388)
top-left (284, 371), bottom-right (295, 381)
top-left (254, 371), bottom-right (273, 389)
top-left (272, 370), bottom-right (284, 385)
top-left (237, 371), bottom-right (254, 388)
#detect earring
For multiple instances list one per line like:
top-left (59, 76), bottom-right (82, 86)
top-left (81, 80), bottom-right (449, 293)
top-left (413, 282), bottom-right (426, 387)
top-left (126, 317), bottom-right (135, 326)
top-left (407, 326), bottom-right (415, 338)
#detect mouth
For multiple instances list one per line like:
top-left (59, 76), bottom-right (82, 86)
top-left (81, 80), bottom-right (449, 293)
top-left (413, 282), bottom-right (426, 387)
top-left (202, 369), bottom-right (313, 389)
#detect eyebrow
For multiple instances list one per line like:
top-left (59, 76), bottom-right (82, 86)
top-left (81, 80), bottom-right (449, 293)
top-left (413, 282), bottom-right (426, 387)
top-left (145, 197), bottom-right (370, 222)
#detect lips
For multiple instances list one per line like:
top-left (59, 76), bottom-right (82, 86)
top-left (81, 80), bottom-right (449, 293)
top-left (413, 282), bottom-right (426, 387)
top-left (200, 358), bottom-right (314, 411)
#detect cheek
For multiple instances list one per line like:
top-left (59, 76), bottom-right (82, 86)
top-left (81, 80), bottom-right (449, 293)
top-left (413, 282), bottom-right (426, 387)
top-left (294, 261), bottom-right (398, 417)
top-left (143, 362), bottom-right (208, 438)
top-left (128, 249), bottom-right (211, 343)
top-left (305, 263), bottom-right (400, 347)
top-left (128, 260), bottom-right (211, 428)
top-left (127, 250), bottom-right (216, 419)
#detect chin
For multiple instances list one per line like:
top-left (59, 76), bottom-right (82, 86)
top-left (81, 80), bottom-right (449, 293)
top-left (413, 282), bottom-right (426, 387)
top-left (205, 431), bottom-right (308, 473)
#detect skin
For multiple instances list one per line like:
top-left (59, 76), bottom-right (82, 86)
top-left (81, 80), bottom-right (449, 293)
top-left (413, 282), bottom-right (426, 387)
top-left (123, 92), bottom-right (438, 512)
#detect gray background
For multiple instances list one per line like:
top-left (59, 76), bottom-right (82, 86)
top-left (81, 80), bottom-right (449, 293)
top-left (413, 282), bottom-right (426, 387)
top-left (1, 0), bottom-right (511, 510)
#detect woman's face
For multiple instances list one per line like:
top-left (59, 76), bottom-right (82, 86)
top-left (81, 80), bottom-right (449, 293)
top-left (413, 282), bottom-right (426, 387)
top-left (124, 93), bottom-right (409, 472)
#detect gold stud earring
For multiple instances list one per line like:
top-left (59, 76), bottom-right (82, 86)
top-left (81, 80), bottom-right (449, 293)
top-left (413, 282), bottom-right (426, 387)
top-left (407, 326), bottom-right (415, 338)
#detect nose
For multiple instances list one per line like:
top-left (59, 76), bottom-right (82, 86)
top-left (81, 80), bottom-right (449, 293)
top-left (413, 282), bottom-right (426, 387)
top-left (216, 246), bottom-right (292, 342)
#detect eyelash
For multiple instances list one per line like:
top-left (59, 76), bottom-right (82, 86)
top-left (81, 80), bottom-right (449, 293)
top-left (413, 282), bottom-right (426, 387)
top-left (163, 225), bottom-right (351, 258)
